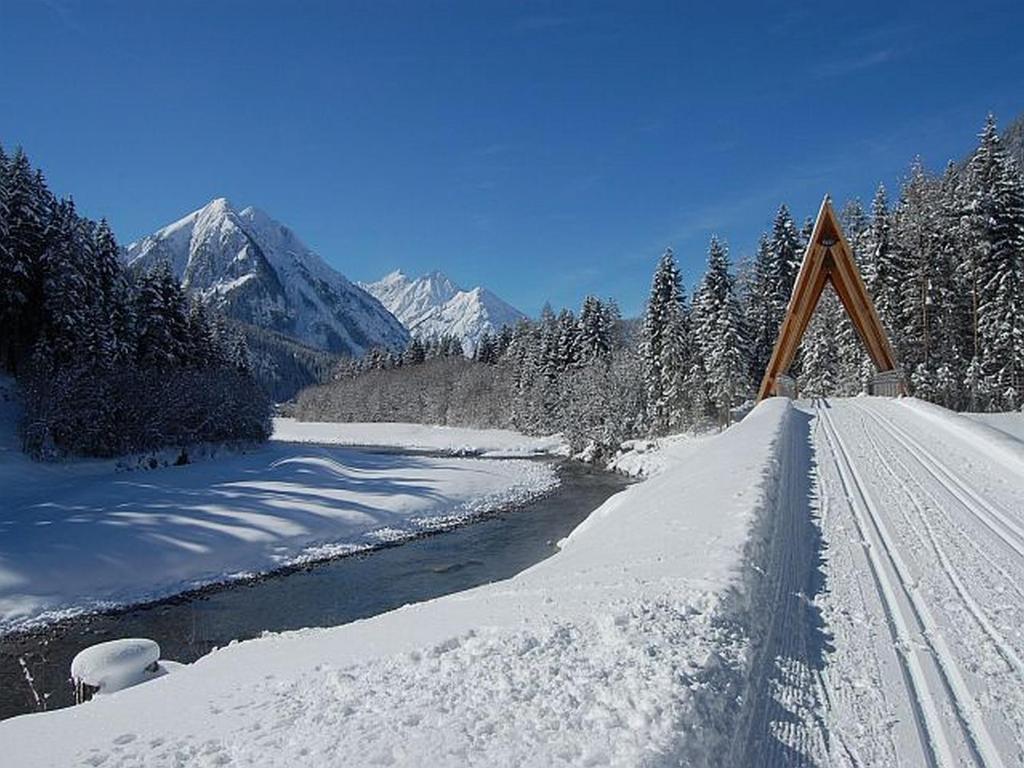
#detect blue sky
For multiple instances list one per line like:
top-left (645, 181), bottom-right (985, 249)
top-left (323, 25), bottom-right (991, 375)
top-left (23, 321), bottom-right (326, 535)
top-left (1, 1), bottom-right (1022, 316)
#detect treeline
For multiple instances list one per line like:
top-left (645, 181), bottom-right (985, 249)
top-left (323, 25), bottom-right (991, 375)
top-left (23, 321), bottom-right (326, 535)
top-left (0, 143), bottom-right (272, 458)
top-left (242, 324), bottom-right (338, 402)
top-left (295, 112), bottom-right (1024, 454)
top-left (294, 296), bottom-right (646, 457)
top-left (794, 114), bottom-right (1024, 410)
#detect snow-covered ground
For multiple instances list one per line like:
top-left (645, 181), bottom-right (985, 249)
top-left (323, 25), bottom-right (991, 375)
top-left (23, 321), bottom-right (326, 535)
top-left (0, 398), bottom-right (798, 767)
top-left (967, 410), bottom-right (1024, 443)
top-left (0, 407), bottom-right (558, 632)
top-left (814, 398), bottom-right (1024, 766)
top-left (273, 417), bottom-right (568, 457)
top-left (8, 395), bottom-right (1024, 766)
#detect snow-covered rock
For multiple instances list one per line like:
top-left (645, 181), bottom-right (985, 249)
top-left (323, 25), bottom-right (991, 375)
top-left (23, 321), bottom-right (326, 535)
top-left (361, 269), bottom-right (524, 355)
top-left (125, 199), bottom-right (409, 356)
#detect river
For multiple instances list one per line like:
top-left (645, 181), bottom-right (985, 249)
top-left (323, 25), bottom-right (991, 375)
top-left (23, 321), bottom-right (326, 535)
top-left (0, 455), bottom-right (628, 720)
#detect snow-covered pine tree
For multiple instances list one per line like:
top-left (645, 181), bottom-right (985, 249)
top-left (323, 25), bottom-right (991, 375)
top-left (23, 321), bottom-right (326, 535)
top-left (474, 331), bottom-right (497, 364)
top-left (556, 308), bottom-right (579, 369)
top-left (1, 148), bottom-right (49, 370)
top-left (404, 336), bottom-right (426, 365)
top-left (640, 248), bottom-right (689, 433)
top-left (960, 115), bottom-right (1024, 409)
top-left (579, 296), bottom-right (612, 363)
top-left (40, 198), bottom-right (90, 365)
top-left (892, 158), bottom-right (942, 387)
top-left (186, 298), bottom-right (217, 367)
top-left (834, 198), bottom-right (871, 394)
top-left (745, 234), bottom-right (777, 386)
top-left (798, 287), bottom-right (841, 396)
top-left (769, 205), bottom-right (802, 313)
top-left (863, 184), bottom-right (903, 350)
top-left (695, 237), bottom-right (749, 423)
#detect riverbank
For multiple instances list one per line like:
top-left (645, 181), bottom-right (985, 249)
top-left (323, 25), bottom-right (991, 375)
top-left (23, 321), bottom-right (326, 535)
top-left (0, 428), bottom-right (559, 634)
top-left (1, 461), bottom-right (626, 720)
top-left (1, 398), bottom-right (797, 767)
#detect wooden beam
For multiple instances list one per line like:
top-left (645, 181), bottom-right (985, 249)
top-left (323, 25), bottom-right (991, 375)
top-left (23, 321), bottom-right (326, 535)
top-left (757, 195), bottom-right (902, 401)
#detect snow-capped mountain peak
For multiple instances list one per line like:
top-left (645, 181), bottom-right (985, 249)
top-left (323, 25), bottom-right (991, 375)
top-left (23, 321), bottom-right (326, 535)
top-left (361, 270), bottom-right (525, 354)
top-left (126, 199), bottom-right (409, 356)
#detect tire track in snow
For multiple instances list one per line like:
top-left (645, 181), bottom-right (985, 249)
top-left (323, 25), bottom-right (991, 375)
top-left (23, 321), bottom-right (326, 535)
top-left (818, 401), bottom-right (1004, 768)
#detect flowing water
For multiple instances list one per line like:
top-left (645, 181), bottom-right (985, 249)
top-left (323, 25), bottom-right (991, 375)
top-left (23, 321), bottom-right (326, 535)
top-left (0, 456), bottom-right (628, 720)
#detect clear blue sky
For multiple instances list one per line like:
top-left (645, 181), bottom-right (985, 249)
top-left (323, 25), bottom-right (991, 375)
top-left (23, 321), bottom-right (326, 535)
top-left (1, 1), bottom-right (1022, 316)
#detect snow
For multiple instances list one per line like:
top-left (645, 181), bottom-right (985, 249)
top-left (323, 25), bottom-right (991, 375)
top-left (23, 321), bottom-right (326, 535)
top-left (966, 410), bottom-right (1024, 443)
top-left (0, 398), bottom-right (797, 767)
top-left (272, 417), bottom-right (568, 457)
top-left (0, 419), bottom-right (558, 632)
top-left (361, 269), bottom-right (525, 355)
top-left (71, 639), bottom-right (160, 691)
top-left (812, 397), bottom-right (1024, 765)
top-left (605, 433), bottom-right (706, 478)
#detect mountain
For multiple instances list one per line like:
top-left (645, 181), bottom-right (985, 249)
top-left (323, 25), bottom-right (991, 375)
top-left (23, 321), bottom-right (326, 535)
top-left (361, 270), bottom-right (525, 354)
top-left (125, 199), bottom-right (409, 356)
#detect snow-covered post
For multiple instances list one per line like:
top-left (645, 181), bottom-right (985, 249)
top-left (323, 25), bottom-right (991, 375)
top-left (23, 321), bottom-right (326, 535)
top-left (71, 638), bottom-right (180, 703)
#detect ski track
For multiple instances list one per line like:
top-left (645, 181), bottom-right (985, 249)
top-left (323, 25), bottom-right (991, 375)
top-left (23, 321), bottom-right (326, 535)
top-left (815, 398), bottom-right (1024, 768)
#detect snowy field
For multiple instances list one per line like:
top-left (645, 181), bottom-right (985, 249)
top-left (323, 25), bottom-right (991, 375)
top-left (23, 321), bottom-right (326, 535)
top-left (273, 417), bottom-right (567, 457)
top-left (1, 398), bottom-right (797, 767)
top-left (0, 411), bottom-right (558, 632)
top-left (6, 396), bottom-right (1024, 766)
top-left (966, 410), bottom-right (1024, 443)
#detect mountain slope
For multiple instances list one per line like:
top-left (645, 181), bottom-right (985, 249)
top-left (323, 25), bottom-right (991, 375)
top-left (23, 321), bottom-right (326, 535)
top-left (362, 270), bottom-right (524, 354)
top-left (125, 199), bottom-right (409, 356)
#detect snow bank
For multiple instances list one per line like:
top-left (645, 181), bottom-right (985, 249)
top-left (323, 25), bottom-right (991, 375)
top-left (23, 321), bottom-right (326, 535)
top-left (273, 417), bottom-right (568, 456)
top-left (0, 442), bottom-right (558, 632)
top-left (1, 399), bottom-right (798, 767)
top-left (900, 398), bottom-right (1024, 473)
top-left (965, 410), bottom-right (1024, 443)
top-left (605, 432), bottom-right (706, 478)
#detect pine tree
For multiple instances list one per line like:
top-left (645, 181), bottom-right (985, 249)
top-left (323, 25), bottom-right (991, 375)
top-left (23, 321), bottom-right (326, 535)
top-left (404, 336), bottom-right (426, 365)
top-left (799, 287), bottom-right (841, 396)
top-left (579, 296), bottom-right (612, 363)
top-left (746, 234), bottom-right (777, 386)
top-left (770, 205), bottom-right (802, 310)
top-left (962, 115), bottom-right (1024, 409)
top-left (864, 184), bottom-right (902, 349)
top-left (640, 249), bottom-right (690, 433)
top-left (1, 148), bottom-right (48, 370)
top-left (695, 237), bottom-right (749, 423)
top-left (40, 198), bottom-right (90, 365)
top-left (893, 159), bottom-right (942, 381)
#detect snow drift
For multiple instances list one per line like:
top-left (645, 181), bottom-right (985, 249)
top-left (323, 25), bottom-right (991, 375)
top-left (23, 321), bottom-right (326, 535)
top-left (1, 398), bottom-right (804, 767)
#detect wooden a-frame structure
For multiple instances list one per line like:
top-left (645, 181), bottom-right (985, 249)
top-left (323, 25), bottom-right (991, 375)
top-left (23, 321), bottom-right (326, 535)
top-left (757, 195), bottom-right (901, 401)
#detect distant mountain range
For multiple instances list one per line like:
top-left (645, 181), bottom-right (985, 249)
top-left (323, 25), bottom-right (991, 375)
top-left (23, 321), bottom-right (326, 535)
top-left (361, 270), bottom-right (525, 354)
top-left (125, 198), bottom-right (409, 357)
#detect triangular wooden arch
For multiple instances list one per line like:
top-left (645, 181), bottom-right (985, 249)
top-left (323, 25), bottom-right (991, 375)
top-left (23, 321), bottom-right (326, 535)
top-left (757, 195), bottom-right (901, 401)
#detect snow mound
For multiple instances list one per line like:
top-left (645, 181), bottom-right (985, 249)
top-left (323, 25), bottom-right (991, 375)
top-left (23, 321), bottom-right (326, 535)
top-left (71, 639), bottom-right (160, 692)
top-left (901, 398), bottom-right (1024, 473)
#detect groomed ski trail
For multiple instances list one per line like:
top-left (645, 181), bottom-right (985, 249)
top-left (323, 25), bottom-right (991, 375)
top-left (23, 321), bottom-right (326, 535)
top-left (814, 397), bottom-right (1024, 768)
